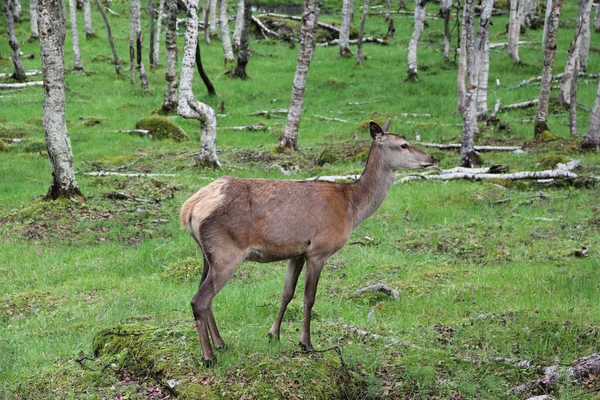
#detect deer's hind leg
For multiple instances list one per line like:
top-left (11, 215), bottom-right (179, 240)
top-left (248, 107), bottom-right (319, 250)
top-left (268, 256), bottom-right (305, 341)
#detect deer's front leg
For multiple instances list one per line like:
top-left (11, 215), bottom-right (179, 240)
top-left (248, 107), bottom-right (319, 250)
top-left (299, 257), bottom-right (325, 351)
top-left (269, 257), bottom-right (305, 341)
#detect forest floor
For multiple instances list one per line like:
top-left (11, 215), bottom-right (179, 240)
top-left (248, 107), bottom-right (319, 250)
top-left (1, 0), bottom-right (600, 399)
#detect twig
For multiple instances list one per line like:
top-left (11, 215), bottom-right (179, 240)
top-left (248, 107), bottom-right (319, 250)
top-left (314, 115), bottom-right (348, 123)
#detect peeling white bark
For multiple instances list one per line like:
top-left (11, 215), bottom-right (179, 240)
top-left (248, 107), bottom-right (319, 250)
top-left (154, 0), bottom-right (165, 65)
top-left (68, 0), bottom-right (84, 71)
top-left (407, 0), bottom-right (428, 81)
top-left (218, 0), bottom-right (235, 65)
top-left (83, 0), bottom-right (95, 38)
top-left (13, 0), bottom-right (22, 21)
top-left (339, 0), bottom-right (354, 56)
top-left (178, 0), bottom-right (220, 167)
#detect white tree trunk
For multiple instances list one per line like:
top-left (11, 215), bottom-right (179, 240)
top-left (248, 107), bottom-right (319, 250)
top-left (557, 0), bottom-right (592, 105)
top-left (203, 0), bottom-right (211, 43)
top-left (578, 0), bottom-right (591, 72)
top-left (39, 0), bottom-right (83, 199)
top-left (163, 0), bottom-right (178, 111)
top-left (542, 0), bottom-right (552, 46)
top-left (578, 79), bottom-right (600, 149)
top-left (30, 0), bottom-right (39, 40)
top-left (279, 0), bottom-right (321, 150)
top-left (154, 0), bottom-right (165, 65)
top-left (148, 0), bottom-right (155, 65)
top-left (507, 0), bottom-right (521, 63)
top-left (5, 0), bottom-right (27, 81)
top-left (209, 0), bottom-right (218, 37)
top-left (13, 0), bottom-right (22, 21)
top-left (68, 0), bottom-right (84, 71)
top-left (477, 21), bottom-right (490, 120)
top-left (232, 0), bottom-right (244, 49)
top-left (232, 0), bottom-right (250, 78)
top-left (131, 0), bottom-right (149, 87)
top-left (407, 0), bottom-right (428, 81)
top-left (83, 0), bottom-right (95, 38)
top-left (595, 3), bottom-right (600, 33)
top-left (219, 0), bottom-right (235, 66)
top-left (440, 0), bottom-right (452, 59)
top-left (339, 0), bottom-right (354, 56)
top-left (522, 0), bottom-right (537, 28)
top-left (456, 0), bottom-right (471, 114)
top-left (178, 0), bottom-right (220, 167)
top-left (357, 0), bottom-right (368, 65)
top-left (129, 0), bottom-right (136, 84)
top-left (95, 0), bottom-right (121, 74)
top-left (535, 0), bottom-right (563, 139)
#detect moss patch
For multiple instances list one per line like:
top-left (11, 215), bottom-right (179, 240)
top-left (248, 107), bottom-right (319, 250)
top-left (538, 154), bottom-right (570, 168)
top-left (0, 138), bottom-right (8, 152)
top-left (160, 257), bottom-right (203, 283)
top-left (135, 116), bottom-right (189, 142)
top-left (318, 139), bottom-right (371, 165)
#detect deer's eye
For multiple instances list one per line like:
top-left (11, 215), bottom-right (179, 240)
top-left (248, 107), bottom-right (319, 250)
top-left (400, 144), bottom-right (408, 149)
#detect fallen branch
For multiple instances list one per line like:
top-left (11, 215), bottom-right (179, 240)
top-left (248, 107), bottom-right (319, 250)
top-left (114, 129), bottom-right (150, 136)
top-left (251, 15), bottom-right (281, 38)
top-left (258, 13), bottom-right (340, 33)
top-left (511, 72), bottom-right (600, 89)
top-left (104, 6), bottom-right (119, 15)
top-left (489, 40), bottom-right (529, 49)
top-left (0, 81), bottom-right (44, 89)
top-left (418, 143), bottom-right (522, 151)
top-left (314, 115), bottom-right (348, 123)
top-left (346, 99), bottom-right (384, 105)
top-left (221, 124), bottom-right (269, 131)
top-left (397, 113), bottom-right (431, 118)
top-left (499, 99), bottom-right (539, 111)
top-left (84, 171), bottom-right (177, 177)
top-left (0, 70), bottom-right (41, 79)
top-left (355, 283), bottom-right (399, 300)
top-left (250, 108), bottom-right (288, 116)
top-left (105, 192), bottom-right (151, 203)
top-left (317, 37), bottom-right (387, 47)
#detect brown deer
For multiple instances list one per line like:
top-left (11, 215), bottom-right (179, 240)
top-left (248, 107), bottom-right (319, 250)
top-left (180, 120), bottom-right (436, 364)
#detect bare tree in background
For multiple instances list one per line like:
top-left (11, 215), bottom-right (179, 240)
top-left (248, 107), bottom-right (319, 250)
top-left (456, 0), bottom-right (472, 115)
top-left (477, 10), bottom-right (491, 121)
top-left (385, 0), bottom-right (390, 21)
top-left (39, 0), bottom-right (84, 200)
top-left (129, 0), bottom-right (137, 83)
top-left (542, 0), bottom-right (552, 45)
top-left (204, 0), bottom-right (211, 44)
top-left (83, 0), bottom-right (96, 38)
top-left (339, 0), bottom-right (354, 56)
top-left (595, 3), bottom-right (600, 33)
top-left (232, 0), bottom-right (244, 49)
top-left (149, 0), bottom-right (155, 66)
top-left (407, 0), bottom-right (429, 81)
top-left (578, 79), bottom-right (600, 150)
top-left (154, 0), bottom-right (165, 65)
top-left (232, 0), bottom-right (251, 78)
top-left (522, 0), bottom-right (537, 28)
top-left (13, 0), bottom-right (22, 21)
top-left (162, 0), bottom-right (179, 112)
top-left (178, 0), bottom-right (221, 167)
top-left (130, 0), bottom-right (149, 87)
top-left (95, 0), bottom-right (121, 74)
top-left (534, 0), bottom-right (563, 139)
top-left (399, 0), bottom-right (406, 9)
top-left (219, 0), bottom-right (235, 66)
top-left (557, 0), bottom-right (592, 106)
top-left (507, 0), bottom-right (523, 63)
top-left (5, 0), bottom-right (27, 81)
top-left (68, 0), bottom-right (85, 71)
top-left (578, 0), bottom-right (591, 72)
top-left (357, 0), bottom-right (369, 66)
top-left (440, 0), bottom-right (452, 60)
top-left (279, 0), bottom-right (322, 151)
top-left (29, 0), bottom-right (40, 40)
top-left (209, 0), bottom-right (218, 38)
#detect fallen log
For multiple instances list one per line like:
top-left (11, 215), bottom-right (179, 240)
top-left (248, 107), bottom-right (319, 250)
top-left (250, 108), bottom-right (288, 116)
top-left (355, 283), bottom-right (399, 300)
top-left (498, 99), bottom-right (539, 111)
top-left (257, 13), bottom-right (340, 33)
top-left (221, 124), bottom-right (269, 131)
top-left (0, 81), bottom-right (44, 89)
top-left (84, 171), bottom-right (177, 177)
top-left (511, 72), bottom-right (600, 89)
top-left (314, 115), bottom-right (348, 123)
top-left (317, 37), bottom-right (387, 47)
top-left (418, 143), bottom-right (522, 151)
top-left (0, 70), bottom-right (41, 79)
top-left (251, 16), bottom-right (280, 38)
top-left (114, 129), bottom-right (150, 136)
top-left (489, 40), bottom-right (529, 49)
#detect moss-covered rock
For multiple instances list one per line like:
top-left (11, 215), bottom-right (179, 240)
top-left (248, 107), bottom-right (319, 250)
top-left (538, 154), bottom-right (569, 168)
top-left (135, 116), bottom-right (189, 141)
top-left (537, 129), bottom-right (559, 142)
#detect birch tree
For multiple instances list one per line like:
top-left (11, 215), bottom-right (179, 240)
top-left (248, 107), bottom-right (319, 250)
top-left (578, 79), bottom-right (600, 150)
top-left (95, 0), bottom-right (121, 74)
top-left (178, 0), bottom-right (220, 167)
top-left (130, 0), bottom-right (149, 87)
top-left (218, 0), bottom-right (235, 66)
top-left (557, 0), bottom-right (592, 106)
top-left (68, 0), bottom-right (85, 71)
top-left (83, 0), bottom-right (95, 38)
top-left (440, 0), bottom-right (452, 60)
top-left (542, 0), bottom-right (552, 45)
top-left (129, 0), bottom-right (137, 84)
top-left (357, 0), bottom-right (368, 66)
top-left (578, 0), bottom-right (591, 72)
top-left (149, 0), bottom-right (155, 66)
top-left (5, 0), bottom-right (27, 81)
top-left (154, 0), bottom-right (165, 65)
top-left (232, 0), bottom-right (251, 78)
top-left (534, 0), bottom-right (563, 139)
top-left (204, 0), bottom-right (211, 44)
top-left (13, 0), bottom-right (22, 21)
top-left (209, 0), bottom-right (218, 38)
top-left (456, 0), bottom-right (472, 114)
top-left (595, 3), bottom-right (600, 33)
top-left (339, 0), bottom-right (354, 57)
top-left (232, 0), bottom-right (244, 49)
top-left (507, 0), bottom-right (522, 63)
top-left (30, 0), bottom-right (40, 40)
top-left (162, 0), bottom-right (178, 112)
top-left (39, 0), bottom-right (84, 200)
top-left (477, 16), bottom-right (491, 120)
top-left (407, 0), bottom-right (429, 81)
top-left (279, 0), bottom-right (322, 151)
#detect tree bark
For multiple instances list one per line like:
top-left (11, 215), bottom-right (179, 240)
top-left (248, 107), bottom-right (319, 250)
top-left (162, 0), bottom-right (179, 111)
top-left (13, 0), bottom-right (22, 21)
top-left (149, 0), bottom-right (155, 66)
top-left (440, 0), bottom-right (451, 59)
top-left (476, 22), bottom-right (490, 120)
top-left (569, 58), bottom-right (579, 136)
top-left (68, 0), bottom-right (85, 71)
top-left (196, 41), bottom-right (216, 94)
top-left (30, 0), bottom-right (40, 40)
top-left (578, 0), bottom-right (591, 72)
top-left (339, 0), bottom-right (354, 56)
top-left (39, 0), bottom-right (84, 200)
top-left (5, 0), bottom-right (27, 81)
top-left (407, 0), bottom-right (428, 81)
top-left (456, 0), bottom-right (468, 114)
top-left (507, 0), bottom-right (522, 63)
top-left (357, 0), bottom-right (369, 65)
top-left (399, 0), bottom-right (406, 9)
top-left (95, 0), bottom-right (121, 74)
top-left (203, 0), bottom-right (211, 44)
top-left (534, 0), bottom-right (563, 139)
top-left (557, 0), bottom-right (591, 106)
top-left (219, 0), bottom-right (235, 66)
top-left (279, 0), bottom-right (322, 151)
top-left (131, 0), bottom-right (149, 87)
top-left (154, 0), bottom-right (165, 65)
top-left (542, 0), bottom-right (552, 46)
top-left (130, 0), bottom-right (136, 84)
top-left (385, 0), bottom-right (390, 21)
top-left (578, 79), bottom-right (600, 150)
top-left (232, 0), bottom-right (251, 78)
top-left (595, 3), bottom-right (600, 33)
top-left (83, 0), bottom-right (96, 38)
top-left (209, 0), bottom-right (218, 37)
top-left (232, 0), bottom-right (244, 49)
top-left (178, 0), bottom-right (221, 167)
top-left (522, 0), bottom-right (537, 28)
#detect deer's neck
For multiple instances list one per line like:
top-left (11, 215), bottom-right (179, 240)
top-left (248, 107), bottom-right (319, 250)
top-left (348, 146), bottom-right (396, 228)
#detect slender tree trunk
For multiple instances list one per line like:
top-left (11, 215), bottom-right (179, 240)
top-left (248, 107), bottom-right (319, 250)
top-left (209, 0), bottom-right (217, 37)
top-left (178, 0), bottom-right (221, 167)
top-left (219, 0), bottom-right (235, 66)
top-left (5, 0), bottom-right (27, 81)
top-left (507, 0), bottom-right (522, 63)
top-left (534, 0), bottom-right (563, 139)
top-left (149, 0), bottom-right (155, 66)
top-left (154, 0), bottom-right (165, 65)
top-left (30, 0), bottom-right (40, 40)
top-left (39, 0), bottom-right (84, 200)
top-left (578, 79), bottom-right (600, 149)
top-left (461, 0), bottom-right (491, 168)
top-left (203, 0), bottom-right (211, 43)
top-left (279, 0), bottom-right (322, 151)
top-left (523, 0), bottom-right (537, 28)
top-left (83, 0), bottom-right (96, 38)
top-left (196, 41), bottom-right (216, 94)
top-left (131, 0), bottom-right (149, 87)
top-left (95, 0), bottom-right (121, 74)
top-left (578, 0), bottom-right (591, 72)
top-left (13, 0), bottom-right (22, 21)
top-left (339, 0), bottom-right (354, 56)
top-left (569, 58), bottom-right (579, 136)
top-left (357, 0), bottom-right (368, 65)
top-left (557, 0), bottom-right (591, 106)
top-left (232, 0), bottom-right (244, 49)
top-left (130, 0), bottom-right (136, 84)
top-left (477, 22), bottom-right (490, 120)
top-left (456, 0), bottom-right (470, 114)
top-left (542, 0), bottom-right (552, 45)
top-left (232, 0), bottom-right (251, 78)
top-left (162, 0), bottom-right (178, 111)
top-left (407, 0), bottom-right (429, 81)
top-left (595, 3), bottom-right (600, 33)
top-left (385, 0), bottom-right (390, 21)
top-left (399, 0), bottom-right (406, 9)
top-left (440, 0), bottom-right (452, 59)
top-left (68, 0), bottom-right (85, 71)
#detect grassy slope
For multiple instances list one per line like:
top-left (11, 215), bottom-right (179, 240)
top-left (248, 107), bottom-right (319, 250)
top-left (1, 0), bottom-right (600, 398)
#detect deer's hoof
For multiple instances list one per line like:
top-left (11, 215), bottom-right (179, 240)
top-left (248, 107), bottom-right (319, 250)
top-left (215, 342), bottom-right (227, 351)
top-left (298, 342), bottom-right (314, 353)
top-left (202, 357), bottom-right (216, 367)
top-left (267, 332), bottom-right (280, 342)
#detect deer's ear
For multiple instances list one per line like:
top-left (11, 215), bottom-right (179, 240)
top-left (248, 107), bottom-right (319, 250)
top-left (370, 121), bottom-right (385, 140)
top-left (381, 118), bottom-right (391, 133)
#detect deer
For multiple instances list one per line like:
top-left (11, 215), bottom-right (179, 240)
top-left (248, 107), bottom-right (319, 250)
top-left (180, 120), bottom-right (436, 364)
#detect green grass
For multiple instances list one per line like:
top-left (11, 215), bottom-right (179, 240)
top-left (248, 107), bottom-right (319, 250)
top-left (1, 0), bottom-right (600, 398)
